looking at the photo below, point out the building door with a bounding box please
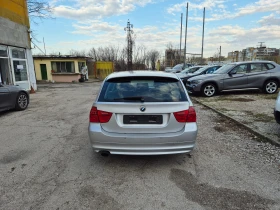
[40,64,48,80]
[9,47,30,90]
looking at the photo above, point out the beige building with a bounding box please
[33,55,87,82]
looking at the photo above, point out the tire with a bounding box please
[263,80,278,94]
[201,83,216,97]
[15,92,29,111]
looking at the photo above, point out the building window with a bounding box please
[13,60,28,81]
[78,62,86,72]
[0,45,8,57]
[51,61,75,73]
[12,48,26,59]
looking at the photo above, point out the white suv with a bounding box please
[275,91,280,124]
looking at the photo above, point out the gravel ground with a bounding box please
[0,83,279,210]
[193,90,280,145]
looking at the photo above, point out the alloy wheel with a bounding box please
[18,94,28,109]
[204,85,215,97]
[266,82,277,94]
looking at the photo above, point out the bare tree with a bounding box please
[133,44,147,69]
[147,50,160,70]
[88,47,99,61]
[165,42,182,67]
[27,0,53,22]
[263,56,280,64]
[88,46,121,61]
[69,49,87,57]
[48,51,61,56]
[87,46,128,71]
[114,48,127,71]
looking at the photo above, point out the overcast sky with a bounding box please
[31,0,280,58]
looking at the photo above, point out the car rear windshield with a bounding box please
[98,76,188,102]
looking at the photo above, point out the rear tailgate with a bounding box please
[96,102,190,134]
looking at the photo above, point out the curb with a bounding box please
[193,98,280,147]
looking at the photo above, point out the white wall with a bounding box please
[26,49,37,90]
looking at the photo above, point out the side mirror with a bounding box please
[229,69,237,75]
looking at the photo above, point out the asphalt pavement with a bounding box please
[0,83,279,210]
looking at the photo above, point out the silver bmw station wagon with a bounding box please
[88,71,197,156]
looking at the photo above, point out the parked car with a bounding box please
[88,71,197,156]
[165,63,193,73]
[164,67,172,72]
[275,91,280,124]
[176,66,204,78]
[0,83,29,112]
[186,61,280,97]
[181,65,222,85]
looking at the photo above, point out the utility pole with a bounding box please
[201,7,205,64]
[184,3,189,65]
[258,42,265,48]
[124,20,133,70]
[43,37,46,55]
[180,13,183,63]
[219,45,221,63]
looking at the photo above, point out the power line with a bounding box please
[31,40,46,55]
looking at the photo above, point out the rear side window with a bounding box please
[266,63,275,70]
[250,63,268,72]
[98,76,188,102]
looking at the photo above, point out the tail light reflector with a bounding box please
[173,107,196,123]
[90,107,112,123]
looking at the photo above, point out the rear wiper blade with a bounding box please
[114,96,145,102]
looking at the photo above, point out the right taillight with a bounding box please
[173,106,196,123]
[89,106,112,123]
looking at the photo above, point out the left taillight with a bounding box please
[89,106,112,123]
[173,106,196,123]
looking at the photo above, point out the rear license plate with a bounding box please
[123,115,163,124]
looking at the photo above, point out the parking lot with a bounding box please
[193,91,280,146]
[0,82,280,210]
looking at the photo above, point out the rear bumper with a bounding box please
[88,123,197,155]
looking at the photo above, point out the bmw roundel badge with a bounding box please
[140,106,146,112]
